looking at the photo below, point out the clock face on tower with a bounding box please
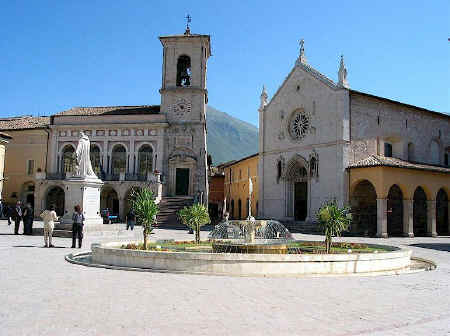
[171,98,192,118]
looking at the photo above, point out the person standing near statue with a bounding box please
[11,201,23,235]
[71,205,85,248]
[22,203,34,235]
[40,205,58,247]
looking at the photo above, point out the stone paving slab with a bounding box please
[0,220,449,335]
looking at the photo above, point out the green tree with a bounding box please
[129,187,159,250]
[178,203,210,244]
[316,201,352,253]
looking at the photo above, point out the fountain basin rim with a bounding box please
[89,241,412,276]
[92,241,409,262]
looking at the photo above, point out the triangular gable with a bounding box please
[265,62,343,110]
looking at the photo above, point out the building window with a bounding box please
[62,145,75,173]
[247,166,250,178]
[27,160,35,176]
[445,153,449,166]
[408,143,414,162]
[239,169,242,180]
[230,168,232,182]
[90,145,101,175]
[430,140,440,164]
[384,143,393,157]
[111,144,127,175]
[176,55,191,87]
[277,161,282,183]
[138,145,153,176]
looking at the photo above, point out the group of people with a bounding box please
[3,200,35,235]
[39,204,85,248]
[3,201,85,249]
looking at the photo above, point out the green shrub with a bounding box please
[178,203,210,244]
[317,201,352,253]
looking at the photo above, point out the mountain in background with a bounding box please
[206,106,258,165]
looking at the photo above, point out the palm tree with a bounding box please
[178,203,210,244]
[129,187,159,250]
[317,201,352,253]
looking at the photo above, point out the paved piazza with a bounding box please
[1,221,449,336]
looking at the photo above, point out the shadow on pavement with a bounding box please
[410,243,450,252]
[12,245,38,248]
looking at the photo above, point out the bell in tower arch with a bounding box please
[176,55,191,87]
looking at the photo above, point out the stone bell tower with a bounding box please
[159,22,211,203]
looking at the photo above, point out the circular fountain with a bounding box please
[65,217,426,277]
[209,218,292,254]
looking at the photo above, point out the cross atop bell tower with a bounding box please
[184,14,191,35]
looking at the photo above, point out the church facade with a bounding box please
[1,28,211,221]
[258,42,450,237]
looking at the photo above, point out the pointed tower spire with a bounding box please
[296,39,307,66]
[338,55,349,88]
[259,85,268,111]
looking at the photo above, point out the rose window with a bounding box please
[288,110,310,141]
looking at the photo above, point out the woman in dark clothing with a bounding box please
[11,201,23,235]
[71,205,85,248]
[22,203,34,235]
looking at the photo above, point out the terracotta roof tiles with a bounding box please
[348,155,450,173]
[0,116,50,131]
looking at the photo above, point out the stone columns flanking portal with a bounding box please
[403,200,414,237]
[376,198,388,238]
[427,200,437,237]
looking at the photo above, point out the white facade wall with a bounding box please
[350,94,450,166]
[259,63,350,221]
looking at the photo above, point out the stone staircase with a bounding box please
[282,220,321,234]
[156,196,194,229]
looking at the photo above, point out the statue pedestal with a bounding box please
[61,177,104,226]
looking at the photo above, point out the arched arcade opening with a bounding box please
[387,184,403,236]
[46,186,65,216]
[350,180,377,236]
[413,187,428,236]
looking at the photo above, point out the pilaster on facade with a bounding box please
[427,200,437,237]
[376,198,388,238]
[403,199,414,237]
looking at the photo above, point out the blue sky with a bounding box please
[1,1,449,126]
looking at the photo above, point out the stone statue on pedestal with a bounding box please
[73,131,97,179]
[61,131,103,227]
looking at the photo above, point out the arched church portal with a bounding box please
[284,155,309,221]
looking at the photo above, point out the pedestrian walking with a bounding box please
[71,205,84,248]
[11,201,23,234]
[5,204,12,225]
[40,205,58,247]
[22,203,34,235]
[126,208,136,230]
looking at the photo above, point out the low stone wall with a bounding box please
[91,242,412,276]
